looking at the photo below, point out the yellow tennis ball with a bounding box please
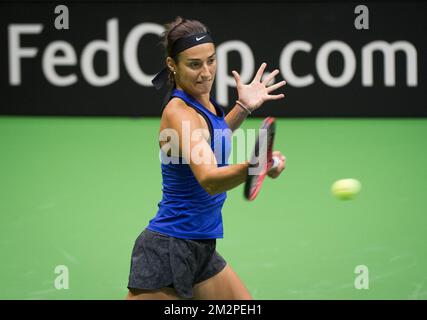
[331,178,361,200]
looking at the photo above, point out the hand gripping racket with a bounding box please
[244,117,280,201]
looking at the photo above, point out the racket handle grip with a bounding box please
[270,156,281,171]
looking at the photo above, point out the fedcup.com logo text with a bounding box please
[8,18,418,106]
[159,121,268,176]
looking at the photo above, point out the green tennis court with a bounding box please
[1,117,426,299]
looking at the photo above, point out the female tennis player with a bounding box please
[126,16,287,300]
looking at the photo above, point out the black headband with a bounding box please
[152,32,214,90]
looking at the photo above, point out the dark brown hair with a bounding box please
[160,16,210,85]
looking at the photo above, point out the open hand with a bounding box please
[232,63,286,112]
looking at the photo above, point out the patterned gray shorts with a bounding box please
[127,228,227,299]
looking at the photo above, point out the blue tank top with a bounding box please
[147,88,232,239]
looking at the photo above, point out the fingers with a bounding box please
[232,70,241,86]
[280,155,286,170]
[253,62,267,83]
[275,156,285,173]
[262,69,280,86]
[270,155,281,170]
[267,93,285,100]
[271,152,286,174]
[266,80,286,93]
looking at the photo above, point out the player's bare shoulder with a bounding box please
[162,97,202,129]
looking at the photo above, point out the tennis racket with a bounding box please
[244,117,280,201]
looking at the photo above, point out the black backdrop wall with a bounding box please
[1,1,426,117]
